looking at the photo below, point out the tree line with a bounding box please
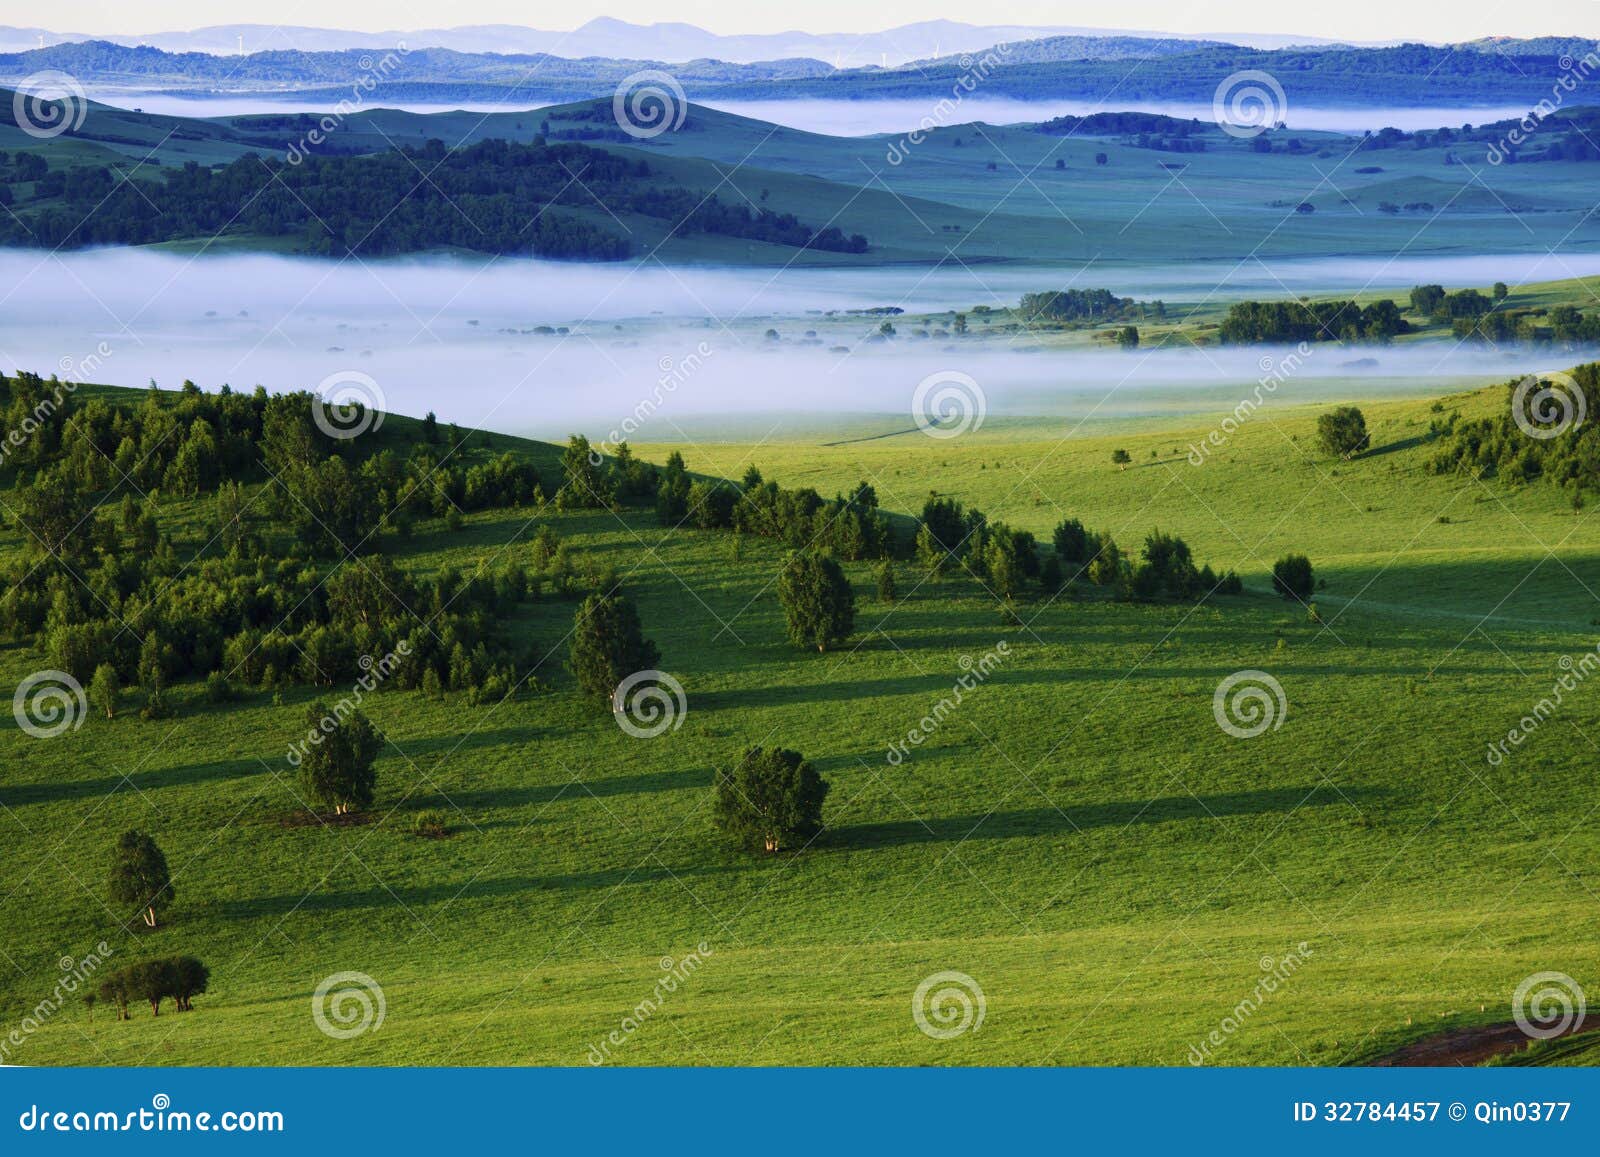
[1,137,868,258]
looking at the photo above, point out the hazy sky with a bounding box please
[25,1,1600,42]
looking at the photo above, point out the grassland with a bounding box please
[3,378,1597,1066]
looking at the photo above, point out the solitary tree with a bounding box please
[569,592,660,699]
[713,746,829,853]
[1272,554,1315,601]
[109,830,173,928]
[96,973,130,1020]
[876,559,897,604]
[170,956,210,1011]
[129,959,178,1016]
[90,663,120,719]
[1115,325,1139,350]
[1088,536,1122,587]
[1112,449,1132,469]
[1317,406,1370,458]
[297,703,384,815]
[1052,518,1090,563]
[555,434,612,509]
[778,552,856,652]
[1492,281,1509,302]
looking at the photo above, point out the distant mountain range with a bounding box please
[0,19,1363,65]
[2,38,1595,111]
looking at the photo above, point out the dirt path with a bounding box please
[1373,1020,1595,1066]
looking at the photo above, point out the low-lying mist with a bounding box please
[87,92,1541,139]
[0,249,1569,442]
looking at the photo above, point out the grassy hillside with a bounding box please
[4,378,1596,1066]
[6,96,1600,265]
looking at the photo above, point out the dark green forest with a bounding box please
[0,138,869,258]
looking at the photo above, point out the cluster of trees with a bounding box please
[1,138,868,257]
[655,456,893,561]
[0,373,556,708]
[1056,516,1244,602]
[1035,112,1202,136]
[1454,304,1600,346]
[914,498,1243,604]
[94,957,210,1019]
[1409,284,1492,322]
[1218,299,1409,344]
[1019,289,1162,325]
[1428,363,1600,486]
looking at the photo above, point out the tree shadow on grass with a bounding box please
[0,757,259,808]
[827,783,1375,850]
[220,859,736,920]
[441,765,710,811]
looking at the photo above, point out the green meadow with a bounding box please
[4,380,1597,1066]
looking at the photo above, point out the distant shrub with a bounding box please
[1317,406,1370,458]
[1273,554,1315,602]
[412,809,449,838]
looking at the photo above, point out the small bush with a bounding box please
[1272,554,1315,602]
[412,809,449,838]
